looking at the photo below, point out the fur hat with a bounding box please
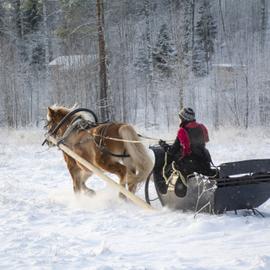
[179,107,195,122]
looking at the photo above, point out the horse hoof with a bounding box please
[84,189,96,197]
[119,193,127,201]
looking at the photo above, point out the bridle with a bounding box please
[42,108,98,146]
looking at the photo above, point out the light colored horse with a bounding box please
[45,105,153,196]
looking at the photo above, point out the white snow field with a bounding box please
[1,128,270,270]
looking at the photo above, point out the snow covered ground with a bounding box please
[1,127,270,270]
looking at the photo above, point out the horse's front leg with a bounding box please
[73,168,95,196]
[79,170,95,196]
[64,154,95,196]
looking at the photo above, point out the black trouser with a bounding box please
[174,156,213,177]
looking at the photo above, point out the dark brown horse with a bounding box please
[45,105,153,196]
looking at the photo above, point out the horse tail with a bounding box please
[119,125,154,184]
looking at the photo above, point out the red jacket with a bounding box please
[177,121,209,158]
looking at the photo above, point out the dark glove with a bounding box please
[159,140,170,152]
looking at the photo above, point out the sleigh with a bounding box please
[145,146,270,215]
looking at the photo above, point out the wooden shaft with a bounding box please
[48,136,154,210]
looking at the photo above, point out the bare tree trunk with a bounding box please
[15,0,23,38]
[42,0,50,78]
[96,0,109,121]
[244,72,249,129]
[191,0,195,50]
[144,0,154,127]
[260,0,268,50]
[213,73,219,130]
[169,0,184,110]
[118,23,127,122]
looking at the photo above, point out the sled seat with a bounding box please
[219,159,270,178]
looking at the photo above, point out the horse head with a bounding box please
[43,105,99,146]
[45,105,73,137]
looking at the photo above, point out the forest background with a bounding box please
[0,0,269,131]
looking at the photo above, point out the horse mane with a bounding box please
[48,104,94,122]
[50,104,73,112]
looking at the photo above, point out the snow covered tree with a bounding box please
[0,0,269,128]
[152,23,177,78]
[192,0,217,77]
[23,0,45,67]
[9,0,45,68]
[183,0,195,67]
[0,2,4,36]
[22,0,42,34]
[260,0,268,49]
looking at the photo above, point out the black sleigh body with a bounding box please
[145,146,270,214]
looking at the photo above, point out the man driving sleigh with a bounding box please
[158,107,215,195]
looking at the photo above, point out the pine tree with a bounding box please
[22,0,42,34]
[135,48,150,74]
[183,0,195,63]
[192,0,217,77]
[11,0,45,67]
[152,23,177,77]
[24,0,45,68]
[134,1,153,79]
[0,2,5,36]
[260,0,268,49]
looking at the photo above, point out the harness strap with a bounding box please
[98,146,130,158]
[162,153,187,194]
[171,162,187,187]
[93,123,131,158]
